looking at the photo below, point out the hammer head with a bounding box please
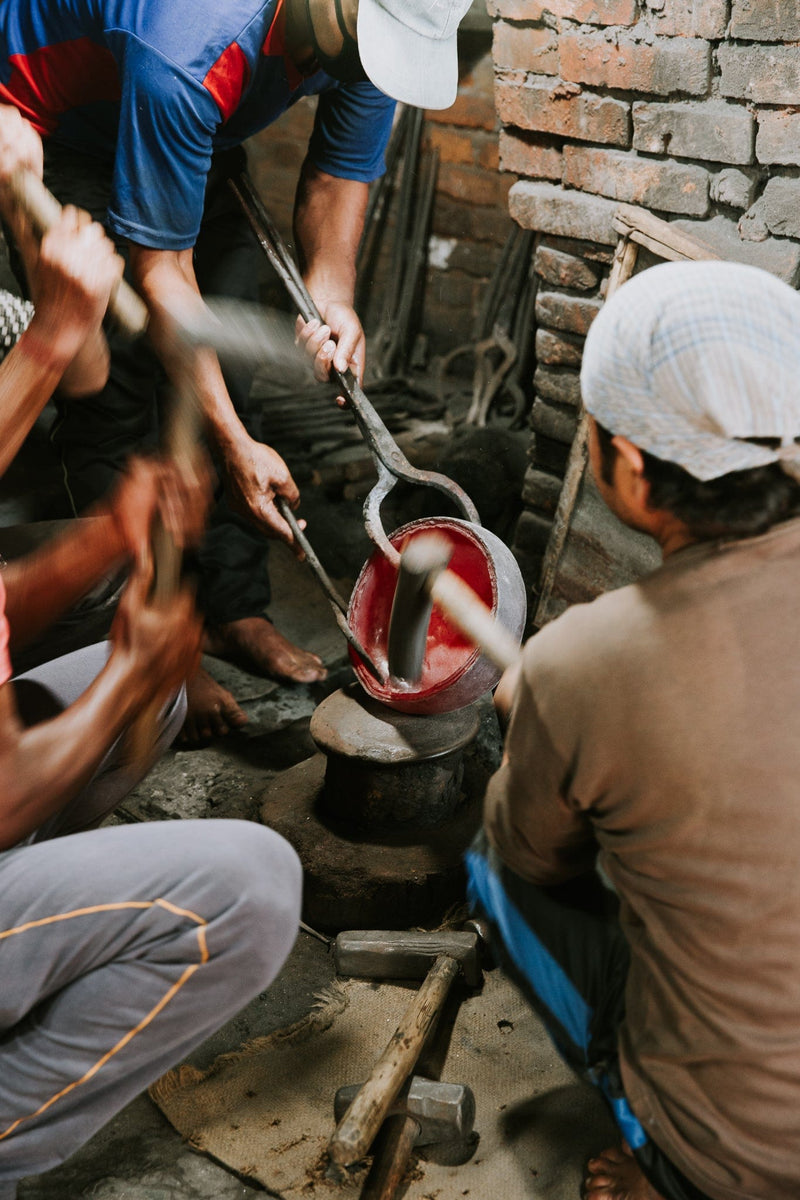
[387,533,453,683]
[334,929,482,989]
[334,1077,475,1147]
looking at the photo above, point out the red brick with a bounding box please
[426,126,476,166]
[427,91,496,131]
[563,146,710,216]
[510,180,618,244]
[640,0,728,38]
[719,44,800,105]
[560,32,711,96]
[489,0,636,19]
[757,111,800,166]
[493,21,559,74]
[633,100,754,165]
[535,245,600,290]
[731,0,800,40]
[433,197,514,245]
[438,163,514,207]
[496,78,630,146]
[535,327,585,367]
[536,291,602,336]
[499,129,562,179]
[477,136,501,171]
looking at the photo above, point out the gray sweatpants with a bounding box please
[0,645,302,1196]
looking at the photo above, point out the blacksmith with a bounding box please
[468,260,800,1200]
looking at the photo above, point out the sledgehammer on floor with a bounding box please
[327,930,482,1171]
[387,533,521,683]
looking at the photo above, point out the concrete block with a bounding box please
[495,78,630,146]
[534,364,584,407]
[738,197,770,243]
[560,31,711,96]
[641,0,729,38]
[633,100,754,165]
[493,22,559,74]
[719,43,800,106]
[563,146,710,215]
[521,467,563,516]
[535,326,585,367]
[536,290,603,336]
[530,398,579,445]
[731,0,800,40]
[514,507,554,554]
[535,244,601,290]
[499,130,563,180]
[710,168,761,211]
[762,176,800,240]
[757,111,800,167]
[509,180,619,244]
[674,212,800,285]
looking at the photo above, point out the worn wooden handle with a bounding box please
[328,954,460,1168]
[429,569,520,673]
[361,1114,420,1200]
[8,169,149,338]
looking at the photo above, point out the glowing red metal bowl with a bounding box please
[347,517,527,715]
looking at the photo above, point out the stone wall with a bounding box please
[491,0,800,590]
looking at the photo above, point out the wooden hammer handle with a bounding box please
[8,169,149,339]
[429,569,520,674]
[328,953,460,1168]
[361,1114,419,1200]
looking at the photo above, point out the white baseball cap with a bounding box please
[357,0,474,109]
[581,260,800,482]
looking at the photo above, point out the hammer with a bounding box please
[334,1076,475,1200]
[387,532,521,684]
[327,929,482,1170]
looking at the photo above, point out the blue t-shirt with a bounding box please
[0,0,395,248]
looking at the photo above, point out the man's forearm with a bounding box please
[128,244,250,455]
[0,651,154,848]
[294,163,368,306]
[0,323,80,476]
[3,511,125,649]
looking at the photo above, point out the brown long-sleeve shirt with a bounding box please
[486,516,800,1200]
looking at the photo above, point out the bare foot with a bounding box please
[585,1144,666,1200]
[205,616,327,684]
[179,665,249,745]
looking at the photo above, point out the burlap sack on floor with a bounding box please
[150,970,614,1199]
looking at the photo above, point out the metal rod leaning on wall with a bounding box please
[532,204,719,630]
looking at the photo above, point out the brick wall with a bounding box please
[246,33,513,360]
[492,0,800,590]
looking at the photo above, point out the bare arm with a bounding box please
[3,456,211,651]
[293,163,368,382]
[0,565,201,849]
[129,244,302,550]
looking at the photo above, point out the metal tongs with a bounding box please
[231,173,480,570]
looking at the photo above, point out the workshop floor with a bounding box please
[0,372,615,1200]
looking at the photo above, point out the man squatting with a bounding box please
[469,261,800,1200]
[0,0,472,741]
[0,106,302,1200]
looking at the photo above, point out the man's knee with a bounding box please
[200,822,303,990]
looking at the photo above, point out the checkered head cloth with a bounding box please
[0,290,33,365]
[580,260,800,482]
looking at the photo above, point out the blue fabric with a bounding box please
[465,848,593,1055]
[0,0,395,248]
